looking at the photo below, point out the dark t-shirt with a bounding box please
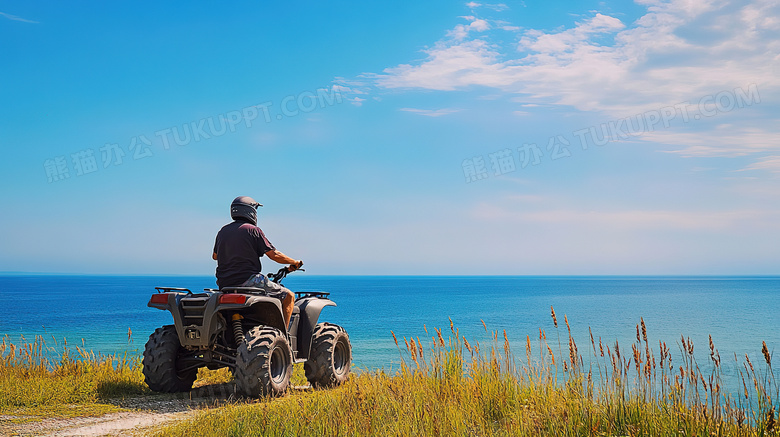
[213,220,275,288]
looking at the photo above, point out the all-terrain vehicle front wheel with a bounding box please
[142,325,197,393]
[305,323,352,388]
[235,326,293,397]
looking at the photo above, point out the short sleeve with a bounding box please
[255,227,275,255]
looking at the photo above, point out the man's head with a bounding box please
[231,196,262,225]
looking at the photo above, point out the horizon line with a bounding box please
[1,272,779,278]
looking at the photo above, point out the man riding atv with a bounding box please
[143,195,351,397]
[212,196,303,327]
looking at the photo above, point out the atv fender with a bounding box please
[218,295,286,333]
[160,293,224,349]
[296,298,336,360]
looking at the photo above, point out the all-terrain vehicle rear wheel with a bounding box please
[305,323,352,388]
[235,326,293,397]
[142,325,197,393]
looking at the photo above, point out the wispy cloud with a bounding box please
[472,204,780,231]
[0,11,38,24]
[646,125,780,157]
[399,108,461,117]
[372,39,506,91]
[741,156,780,174]
[466,2,509,12]
[348,97,366,107]
[367,0,780,116]
[447,16,490,41]
[351,0,780,163]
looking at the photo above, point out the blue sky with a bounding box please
[0,0,778,275]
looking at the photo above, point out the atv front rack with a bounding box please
[154,287,191,293]
[295,291,330,299]
[154,287,211,297]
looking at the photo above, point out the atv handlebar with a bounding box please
[267,263,304,284]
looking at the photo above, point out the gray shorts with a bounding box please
[241,273,292,301]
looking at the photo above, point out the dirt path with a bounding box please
[1,383,238,437]
[7,410,192,437]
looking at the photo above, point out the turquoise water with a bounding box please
[1,275,778,388]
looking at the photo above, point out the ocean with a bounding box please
[1,275,778,391]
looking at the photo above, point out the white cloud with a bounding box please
[519,13,624,53]
[470,18,490,32]
[741,156,780,173]
[348,97,366,107]
[447,16,491,40]
[447,25,469,41]
[373,40,507,90]
[645,125,780,157]
[399,108,461,117]
[0,11,38,23]
[472,203,780,231]
[362,0,780,159]
[331,84,365,95]
[466,2,509,12]
[370,0,780,115]
[332,77,372,97]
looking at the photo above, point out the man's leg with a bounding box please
[282,290,295,328]
[244,274,296,328]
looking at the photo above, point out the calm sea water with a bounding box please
[1,275,778,388]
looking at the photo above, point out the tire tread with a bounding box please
[142,325,196,393]
[235,326,292,397]
[304,323,351,388]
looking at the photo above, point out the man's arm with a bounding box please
[265,250,303,270]
[212,252,218,260]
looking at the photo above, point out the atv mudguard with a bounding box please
[295,297,336,360]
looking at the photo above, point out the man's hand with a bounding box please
[288,260,304,272]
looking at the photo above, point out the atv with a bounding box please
[142,267,351,397]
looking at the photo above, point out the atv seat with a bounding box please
[219,286,265,293]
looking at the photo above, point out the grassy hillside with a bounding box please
[157,314,779,436]
[2,312,778,436]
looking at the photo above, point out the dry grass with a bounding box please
[0,335,148,412]
[0,334,234,421]
[157,312,780,437]
[4,312,779,436]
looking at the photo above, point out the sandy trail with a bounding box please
[16,411,191,437]
[1,383,238,437]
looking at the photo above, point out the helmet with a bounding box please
[230,196,262,225]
